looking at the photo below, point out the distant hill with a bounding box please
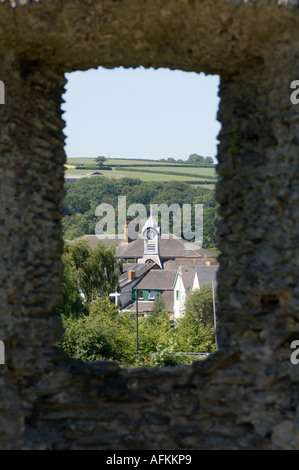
[65,157,217,190]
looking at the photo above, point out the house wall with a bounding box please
[0,0,299,450]
[119,288,133,308]
[173,274,187,321]
[191,274,200,291]
[120,276,142,307]
[133,289,162,301]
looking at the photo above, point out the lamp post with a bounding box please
[136,295,139,356]
[109,291,121,306]
[212,280,217,350]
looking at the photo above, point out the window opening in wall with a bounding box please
[59,66,221,368]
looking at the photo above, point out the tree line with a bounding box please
[158,154,214,164]
[62,177,220,252]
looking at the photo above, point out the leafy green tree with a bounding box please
[59,296,136,365]
[149,303,216,365]
[202,207,220,250]
[184,283,216,326]
[147,295,168,324]
[174,309,216,354]
[204,156,214,164]
[62,211,97,240]
[188,154,205,163]
[95,156,106,168]
[58,247,88,318]
[62,184,92,215]
[137,312,172,365]
[57,240,121,317]
[150,337,188,367]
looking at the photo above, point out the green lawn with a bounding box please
[67,157,209,166]
[65,157,217,189]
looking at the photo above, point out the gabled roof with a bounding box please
[119,263,157,288]
[133,269,176,291]
[69,234,123,248]
[163,259,217,269]
[172,267,194,290]
[115,234,218,260]
[69,234,219,261]
[173,265,219,291]
[180,267,195,290]
[191,265,219,288]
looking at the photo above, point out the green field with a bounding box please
[67,157,167,166]
[65,157,217,189]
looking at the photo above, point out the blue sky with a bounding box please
[61,66,221,162]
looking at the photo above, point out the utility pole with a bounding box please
[212,280,217,350]
[136,297,139,356]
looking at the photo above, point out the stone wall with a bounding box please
[0,0,299,449]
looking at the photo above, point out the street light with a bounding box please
[136,295,139,356]
[109,291,121,306]
[212,280,217,350]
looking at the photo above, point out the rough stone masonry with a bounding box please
[0,0,299,450]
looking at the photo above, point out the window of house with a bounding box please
[138,290,144,300]
[148,290,156,300]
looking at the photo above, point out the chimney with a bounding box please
[128,270,136,281]
[205,261,211,266]
[128,221,140,241]
[123,221,129,243]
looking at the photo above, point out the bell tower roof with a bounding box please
[142,207,159,232]
[139,207,162,268]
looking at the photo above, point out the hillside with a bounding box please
[65,157,217,190]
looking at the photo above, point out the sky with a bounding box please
[61,66,221,162]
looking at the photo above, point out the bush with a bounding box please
[57,240,121,317]
[174,312,216,354]
[58,297,136,365]
[184,283,216,326]
[150,338,191,367]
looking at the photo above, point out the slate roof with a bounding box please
[70,234,123,248]
[193,265,219,287]
[133,269,177,291]
[70,234,218,261]
[178,267,195,290]
[118,263,158,288]
[163,259,217,269]
[115,234,217,260]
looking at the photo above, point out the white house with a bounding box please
[173,265,218,321]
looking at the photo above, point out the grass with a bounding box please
[67,157,215,167]
[65,157,217,189]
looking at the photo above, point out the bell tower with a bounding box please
[138,209,162,268]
